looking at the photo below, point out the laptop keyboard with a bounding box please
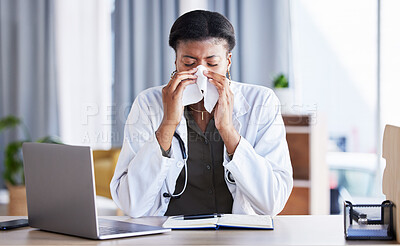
[99,225,134,235]
[97,218,167,237]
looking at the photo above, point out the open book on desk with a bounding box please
[162,214,273,230]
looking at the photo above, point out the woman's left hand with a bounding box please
[204,70,240,155]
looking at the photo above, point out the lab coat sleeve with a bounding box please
[224,93,293,216]
[110,94,181,217]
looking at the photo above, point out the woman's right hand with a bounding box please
[156,68,197,151]
[161,67,197,126]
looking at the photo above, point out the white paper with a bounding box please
[181,65,219,113]
[162,214,273,229]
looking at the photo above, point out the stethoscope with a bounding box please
[163,132,188,199]
[162,132,236,199]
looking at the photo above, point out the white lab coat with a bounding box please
[110,81,293,217]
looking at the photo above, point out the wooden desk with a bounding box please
[0,215,397,245]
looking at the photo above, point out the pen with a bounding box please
[183,213,222,220]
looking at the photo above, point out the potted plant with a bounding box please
[272,73,293,114]
[273,73,289,89]
[0,115,61,215]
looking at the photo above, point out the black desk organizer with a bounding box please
[344,200,394,240]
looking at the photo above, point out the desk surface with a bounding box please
[0,215,397,245]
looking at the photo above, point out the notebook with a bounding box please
[162,214,274,230]
[22,142,170,240]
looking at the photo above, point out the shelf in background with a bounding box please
[280,114,329,215]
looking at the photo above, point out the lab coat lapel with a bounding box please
[231,82,250,133]
[233,116,241,133]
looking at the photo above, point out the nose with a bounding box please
[196,61,207,68]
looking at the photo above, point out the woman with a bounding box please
[110,10,293,217]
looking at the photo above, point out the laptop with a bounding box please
[22,142,170,240]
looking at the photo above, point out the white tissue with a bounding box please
[181,65,219,113]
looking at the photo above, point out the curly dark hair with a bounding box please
[169,10,236,52]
